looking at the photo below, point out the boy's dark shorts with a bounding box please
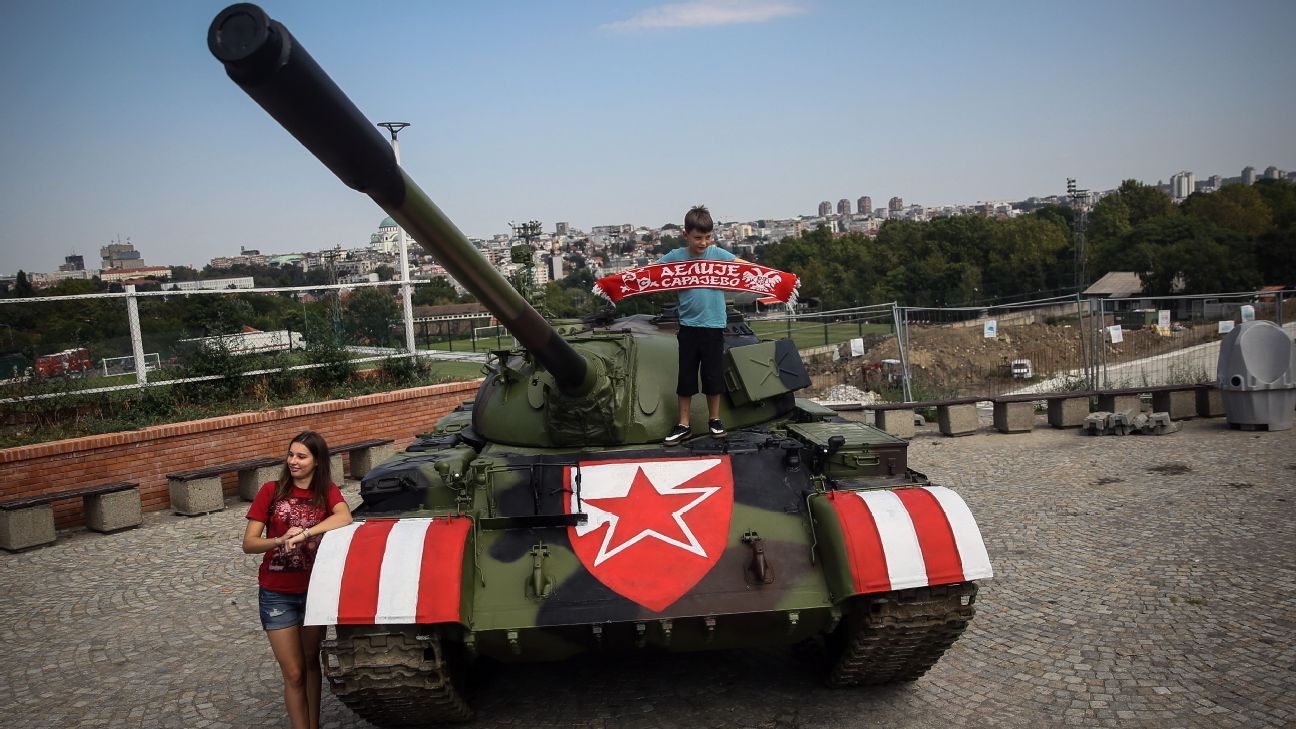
[677,325,726,397]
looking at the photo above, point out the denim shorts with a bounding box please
[258,587,307,631]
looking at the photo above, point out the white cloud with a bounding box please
[601,0,807,32]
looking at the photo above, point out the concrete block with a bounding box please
[1047,397,1089,428]
[875,409,916,439]
[1084,412,1111,435]
[85,489,141,533]
[1149,412,1182,435]
[1195,388,1224,418]
[1110,410,1133,436]
[239,464,281,501]
[0,504,56,551]
[350,443,395,479]
[1098,394,1141,414]
[1152,390,1196,420]
[168,476,225,517]
[329,455,344,483]
[937,403,978,437]
[993,401,1034,433]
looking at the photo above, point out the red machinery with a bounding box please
[35,348,93,378]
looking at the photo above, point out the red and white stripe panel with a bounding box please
[304,517,471,626]
[828,485,992,594]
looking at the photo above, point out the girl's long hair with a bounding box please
[273,430,331,512]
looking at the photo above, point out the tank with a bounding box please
[208,5,994,724]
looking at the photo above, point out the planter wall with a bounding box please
[0,380,481,529]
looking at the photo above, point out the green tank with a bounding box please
[209,5,994,724]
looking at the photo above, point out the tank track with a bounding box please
[322,625,473,726]
[826,582,978,687]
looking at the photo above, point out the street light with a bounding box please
[378,121,417,354]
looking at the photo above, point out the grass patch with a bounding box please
[748,320,892,350]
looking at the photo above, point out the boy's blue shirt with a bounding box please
[657,245,737,329]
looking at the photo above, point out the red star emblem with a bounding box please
[565,456,734,612]
[582,467,718,565]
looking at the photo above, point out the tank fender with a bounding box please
[305,517,474,626]
[809,486,992,602]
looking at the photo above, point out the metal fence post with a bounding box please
[125,284,148,385]
[1099,298,1108,388]
[1075,293,1089,390]
[890,303,913,402]
[823,317,829,346]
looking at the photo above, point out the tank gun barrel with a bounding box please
[207,3,591,395]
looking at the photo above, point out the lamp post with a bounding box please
[379,121,417,354]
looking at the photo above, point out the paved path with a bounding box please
[1,417,1293,728]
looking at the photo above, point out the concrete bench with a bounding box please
[236,457,285,501]
[1,481,140,551]
[1091,384,1215,420]
[171,456,299,512]
[991,391,1097,432]
[863,398,981,438]
[329,438,395,480]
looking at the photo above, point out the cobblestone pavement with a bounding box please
[1,417,1293,728]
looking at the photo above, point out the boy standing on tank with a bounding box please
[659,205,736,445]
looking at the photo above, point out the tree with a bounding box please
[169,266,201,282]
[1253,179,1296,229]
[374,265,396,282]
[411,277,459,306]
[1182,184,1273,236]
[343,287,398,346]
[14,270,34,298]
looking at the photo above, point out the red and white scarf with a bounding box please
[593,260,799,307]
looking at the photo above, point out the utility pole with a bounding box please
[1068,178,1094,388]
[379,121,417,354]
[1067,178,1089,293]
[322,245,344,344]
[509,220,543,302]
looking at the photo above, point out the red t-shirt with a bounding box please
[246,481,346,594]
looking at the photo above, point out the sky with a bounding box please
[1,0,1293,274]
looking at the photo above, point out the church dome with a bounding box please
[379,216,397,229]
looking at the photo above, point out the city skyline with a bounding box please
[2,0,1294,274]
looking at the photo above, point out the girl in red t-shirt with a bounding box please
[243,431,352,729]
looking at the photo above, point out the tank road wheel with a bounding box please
[322,625,473,725]
[825,582,978,687]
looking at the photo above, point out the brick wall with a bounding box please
[0,379,482,528]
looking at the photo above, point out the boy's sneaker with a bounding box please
[664,424,690,445]
[708,419,726,437]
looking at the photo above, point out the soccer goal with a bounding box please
[471,324,511,345]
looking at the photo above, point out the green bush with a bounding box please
[304,339,354,391]
[379,355,420,386]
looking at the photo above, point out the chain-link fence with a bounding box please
[893,295,1090,400]
[885,290,1293,403]
[1086,291,1292,390]
[0,281,487,402]
[3,284,1290,409]
[771,289,1292,405]
[747,303,902,401]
